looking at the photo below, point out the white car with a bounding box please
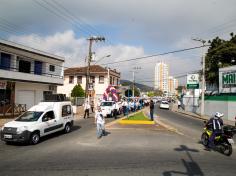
[159,101,170,110]
[100,101,115,117]
[1,101,74,145]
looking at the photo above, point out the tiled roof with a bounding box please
[64,65,108,75]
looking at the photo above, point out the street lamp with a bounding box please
[93,54,111,65]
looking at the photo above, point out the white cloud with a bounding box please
[8,30,148,80]
[9,30,202,86]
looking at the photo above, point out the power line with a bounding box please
[101,45,209,66]
[33,0,92,36]
[50,0,100,36]
[48,0,114,46]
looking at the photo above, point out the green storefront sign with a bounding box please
[187,74,199,89]
[222,72,236,88]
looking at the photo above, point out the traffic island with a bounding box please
[118,111,155,125]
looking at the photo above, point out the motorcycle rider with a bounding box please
[206,112,224,147]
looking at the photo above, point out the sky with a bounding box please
[0,0,236,86]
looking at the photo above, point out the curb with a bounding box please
[118,120,155,125]
[117,109,155,125]
[172,110,207,121]
[153,116,184,135]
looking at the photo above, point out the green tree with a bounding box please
[154,89,163,96]
[71,84,85,97]
[125,88,140,97]
[122,82,140,97]
[205,33,236,86]
[147,91,154,97]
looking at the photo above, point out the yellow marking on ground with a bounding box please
[105,110,145,127]
[118,119,155,125]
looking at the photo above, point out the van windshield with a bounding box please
[101,102,113,106]
[15,111,43,122]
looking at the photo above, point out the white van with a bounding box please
[1,101,74,145]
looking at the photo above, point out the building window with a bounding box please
[49,65,55,72]
[90,76,95,83]
[99,76,104,84]
[34,61,42,75]
[0,53,11,70]
[19,60,31,73]
[69,76,74,84]
[110,76,112,85]
[77,76,82,84]
[62,105,72,117]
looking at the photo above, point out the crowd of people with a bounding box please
[121,98,148,116]
[83,98,153,139]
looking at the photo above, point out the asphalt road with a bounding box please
[0,108,236,176]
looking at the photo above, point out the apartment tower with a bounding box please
[154,62,169,93]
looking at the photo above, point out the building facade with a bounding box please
[154,62,169,93]
[0,39,64,112]
[57,65,120,100]
[168,76,178,96]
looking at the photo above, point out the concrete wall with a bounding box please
[183,97,236,121]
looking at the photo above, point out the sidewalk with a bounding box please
[171,104,235,126]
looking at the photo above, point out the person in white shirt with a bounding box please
[177,100,181,109]
[122,100,128,116]
[113,102,119,119]
[83,101,91,119]
[95,107,105,139]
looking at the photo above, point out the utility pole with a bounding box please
[131,67,141,97]
[85,36,105,100]
[192,38,206,116]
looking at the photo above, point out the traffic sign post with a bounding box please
[187,74,200,108]
[187,74,199,89]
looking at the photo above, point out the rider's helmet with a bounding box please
[214,112,224,118]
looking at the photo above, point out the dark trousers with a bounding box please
[84,109,89,118]
[122,106,126,116]
[91,107,94,113]
[209,131,221,147]
[114,109,118,119]
[150,109,154,121]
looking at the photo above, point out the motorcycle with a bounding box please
[201,122,235,156]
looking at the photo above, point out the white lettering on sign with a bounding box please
[187,74,199,84]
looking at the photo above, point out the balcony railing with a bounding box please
[0,103,26,118]
[0,65,63,79]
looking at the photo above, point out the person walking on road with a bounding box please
[90,100,95,113]
[113,102,119,119]
[150,100,154,121]
[122,100,128,116]
[95,107,105,139]
[83,101,91,119]
[177,99,181,109]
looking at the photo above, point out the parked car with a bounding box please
[1,101,74,145]
[159,101,170,110]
